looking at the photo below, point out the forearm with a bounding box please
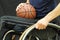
[26,0,30,3]
[44,3,60,22]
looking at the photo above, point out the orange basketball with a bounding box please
[16,3,36,19]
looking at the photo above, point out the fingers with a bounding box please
[35,23,46,30]
[16,3,25,11]
[16,3,21,11]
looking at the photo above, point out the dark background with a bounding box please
[0,0,26,17]
[0,0,60,17]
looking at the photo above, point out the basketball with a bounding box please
[16,3,36,19]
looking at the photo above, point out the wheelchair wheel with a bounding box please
[19,23,60,40]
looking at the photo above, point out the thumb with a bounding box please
[34,24,38,29]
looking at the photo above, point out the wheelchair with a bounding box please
[0,16,60,40]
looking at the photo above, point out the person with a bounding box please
[16,0,60,30]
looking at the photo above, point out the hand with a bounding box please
[35,18,49,30]
[16,3,30,12]
[16,3,26,11]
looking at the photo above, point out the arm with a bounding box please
[35,3,60,30]
[44,3,60,22]
[26,0,30,3]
